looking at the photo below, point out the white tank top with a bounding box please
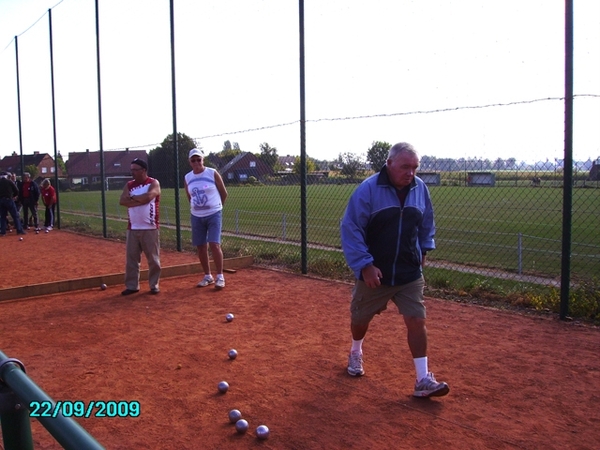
[185,168,222,218]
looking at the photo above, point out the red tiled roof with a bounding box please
[66,150,148,177]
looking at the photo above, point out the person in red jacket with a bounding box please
[40,179,57,231]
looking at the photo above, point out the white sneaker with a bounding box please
[413,372,449,398]
[347,351,364,376]
[215,276,225,290]
[196,275,214,287]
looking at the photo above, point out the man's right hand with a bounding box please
[361,265,382,288]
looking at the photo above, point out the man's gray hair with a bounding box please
[23,172,31,178]
[388,142,419,161]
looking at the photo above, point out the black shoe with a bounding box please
[150,288,160,295]
[121,289,139,296]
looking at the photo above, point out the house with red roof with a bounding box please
[0,151,64,182]
[66,149,147,188]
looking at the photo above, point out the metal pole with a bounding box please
[0,352,104,450]
[560,0,574,320]
[0,382,33,450]
[48,9,61,229]
[517,233,522,275]
[170,0,182,251]
[95,0,107,238]
[299,0,307,273]
[15,36,25,177]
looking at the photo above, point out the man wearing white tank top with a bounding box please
[184,148,228,289]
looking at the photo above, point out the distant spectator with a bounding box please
[17,172,40,232]
[41,179,57,231]
[0,172,25,236]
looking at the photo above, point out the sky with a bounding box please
[0,0,599,165]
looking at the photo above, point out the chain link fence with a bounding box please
[60,166,599,288]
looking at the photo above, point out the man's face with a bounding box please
[189,155,204,170]
[386,152,419,189]
[130,164,146,181]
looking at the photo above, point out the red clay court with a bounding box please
[0,230,599,449]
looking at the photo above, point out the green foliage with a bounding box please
[57,153,67,175]
[338,152,363,178]
[258,142,278,169]
[218,144,242,164]
[366,141,390,171]
[148,132,197,188]
[293,156,316,174]
[25,164,38,179]
[527,278,600,321]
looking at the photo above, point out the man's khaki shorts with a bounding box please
[350,276,426,326]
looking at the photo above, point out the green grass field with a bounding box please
[59,184,600,281]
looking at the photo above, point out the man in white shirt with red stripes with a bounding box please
[119,158,162,296]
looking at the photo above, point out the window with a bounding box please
[249,161,256,168]
[239,174,248,181]
[42,167,47,173]
[227,173,234,179]
[50,167,55,173]
[95,163,100,167]
[114,163,121,167]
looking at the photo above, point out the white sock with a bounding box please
[217,273,224,279]
[414,356,428,381]
[351,338,364,354]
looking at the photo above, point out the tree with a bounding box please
[56,152,67,176]
[25,164,38,179]
[293,156,316,174]
[258,142,278,170]
[339,152,363,178]
[366,141,390,171]
[148,132,198,188]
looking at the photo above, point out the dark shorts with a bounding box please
[350,276,426,326]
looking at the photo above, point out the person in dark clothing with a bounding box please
[17,172,40,231]
[0,172,25,236]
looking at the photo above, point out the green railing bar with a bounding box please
[0,351,104,450]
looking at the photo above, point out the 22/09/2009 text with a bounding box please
[29,400,140,418]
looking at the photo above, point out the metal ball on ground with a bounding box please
[217,381,229,393]
[228,409,242,424]
[235,419,248,434]
[256,425,270,440]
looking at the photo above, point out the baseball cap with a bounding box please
[131,158,148,170]
[188,148,203,159]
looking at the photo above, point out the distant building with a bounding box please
[220,152,273,183]
[589,157,600,181]
[0,151,65,182]
[277,155,296,172]
[66,149,147,187]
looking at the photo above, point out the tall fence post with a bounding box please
[517,232,523,275]
[282,214,287,240]
[235,209,239,235]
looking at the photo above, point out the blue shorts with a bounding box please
[191,211,222,246]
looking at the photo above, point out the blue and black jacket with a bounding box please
[341,167,436,286]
